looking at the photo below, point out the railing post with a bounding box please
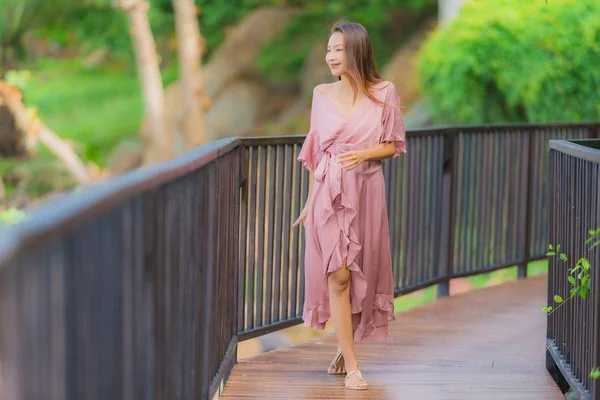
[237,146,249,339]
[201,162,217,397]
[518,130,534,279]
[437,132,457,298]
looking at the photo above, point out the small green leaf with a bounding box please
[570,265,581,273]
[546,251,556,256]
[590,367,600,379]
[560,253,568,262]
[542,306,553,313]
[582,275,589,287]
[549,244,554,250]
[568,276,576,285]
[556,244,561,253]
[554,295,563,303]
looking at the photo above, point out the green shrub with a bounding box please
[416,0,600,124]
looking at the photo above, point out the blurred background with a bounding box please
[0,0,598,361]
[0,0,598,213]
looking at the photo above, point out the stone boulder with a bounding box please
[141,6,298,157]
[381,17,438,109]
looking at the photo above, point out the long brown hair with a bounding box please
[330,20,390,107]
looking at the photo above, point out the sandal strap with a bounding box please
[330,349,343,366]
[345,369,364,382]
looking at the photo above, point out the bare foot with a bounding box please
[327,348,346,375]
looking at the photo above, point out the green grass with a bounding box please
[18,59,177,165]
[1,58,179,202]
[22,58,177,165]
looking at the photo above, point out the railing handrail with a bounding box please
[2,122,598,268]
[0,137,241,265]
[1,122,598,400]
[550,139,600,164]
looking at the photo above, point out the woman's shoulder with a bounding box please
[371,80,397,94]
[313,82,335,97]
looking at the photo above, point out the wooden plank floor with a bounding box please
[221,275,563,400]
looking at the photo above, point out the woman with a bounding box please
[292,20,406,391]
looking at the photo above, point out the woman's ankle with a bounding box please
[344,359,359,372]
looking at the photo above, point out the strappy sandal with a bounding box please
[327,347,346,375]
[345,369,368,390]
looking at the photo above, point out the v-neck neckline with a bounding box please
[316,87,367,121]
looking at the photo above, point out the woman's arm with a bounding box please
[337,142,397,171]
[361,142,397,161]
[292,171,315,227]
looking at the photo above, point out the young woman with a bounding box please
[292,21,406,390]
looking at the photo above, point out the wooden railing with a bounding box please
[0,123,597,400]
[547,138,600,400]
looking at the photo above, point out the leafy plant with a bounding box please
[416,0,600,125]
[544,228,600,380]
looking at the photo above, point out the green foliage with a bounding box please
[545,229,599,380]
[0,207,27,224]
[0,0,66,62]
[417,0,600,124]
[4,69,31,89]
[258,0,434,82]
[2,0,435,78]
[0,59,178,202]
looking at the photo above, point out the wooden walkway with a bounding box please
[222,275,563,399]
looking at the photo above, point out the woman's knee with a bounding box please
[328,264,351,294]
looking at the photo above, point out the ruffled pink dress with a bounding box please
[297,80,407,343]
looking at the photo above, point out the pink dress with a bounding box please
[297,80,407,343]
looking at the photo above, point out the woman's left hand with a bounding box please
[337,150,367,171]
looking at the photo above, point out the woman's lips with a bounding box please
[330,63,340,69]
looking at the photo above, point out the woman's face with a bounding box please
[326,32,347,77]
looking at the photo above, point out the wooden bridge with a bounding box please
[0,123,598,400]
[224,275,560,400]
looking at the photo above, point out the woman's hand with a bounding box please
[337,150,367,171]
[292,201,311,227]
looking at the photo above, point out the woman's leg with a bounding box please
[327,260,360,374]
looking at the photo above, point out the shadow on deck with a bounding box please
[223,275,562,400]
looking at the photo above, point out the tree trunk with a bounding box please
[38,128,93,185]
[439,0,465,24]
[0,80,93,185]
[114,0,172,162]
[172,0,206,149]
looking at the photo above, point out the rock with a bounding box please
[200,6,299,98]
[106,138,146,174]
[140,6,298,160]
[206,80,267,139]
[381,17,438,109]
[300,40,337,99]
[403,99,434,128]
